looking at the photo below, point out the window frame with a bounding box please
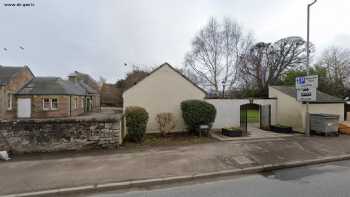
[81,97,84,108]
[42,98,51,111]
[7,93,12,110]
[51,98,58,110]
[74,96,78,109]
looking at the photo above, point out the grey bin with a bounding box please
[310,113,340,135]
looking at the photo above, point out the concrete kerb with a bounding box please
[3,154,350,197]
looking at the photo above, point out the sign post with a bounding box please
[296,75,318,136]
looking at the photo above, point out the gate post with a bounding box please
[260,104,271,130]
[240,104,248,136]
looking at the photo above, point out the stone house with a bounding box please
[0,65,34,119]
[0,65,101,119]
[68,71,101,112]
[16,77,88,118]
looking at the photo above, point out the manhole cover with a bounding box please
[233,156,254,165]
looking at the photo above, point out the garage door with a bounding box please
[17,98,31,118]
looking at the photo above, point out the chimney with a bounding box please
[68,71,79,84]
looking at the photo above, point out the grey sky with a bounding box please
[0,0,349,83]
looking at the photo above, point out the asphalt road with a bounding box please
[78,160,350,197]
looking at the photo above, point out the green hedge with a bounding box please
[181,100,216,132]
[125,106,149,143]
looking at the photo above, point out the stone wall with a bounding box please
[69,95,85,117]
[0,117,120,153]
[92,95,101,112]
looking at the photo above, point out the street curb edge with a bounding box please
[3,154,350,197]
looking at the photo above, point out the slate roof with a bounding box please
[271,86,345,103]
[0,65,24,85]
[77,81,98,94]
[16,77,87,96]
[68,71,100,93]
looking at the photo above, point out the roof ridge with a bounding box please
[270,86,344,103]
[123,62,207,95]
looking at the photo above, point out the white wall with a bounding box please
[301,103,345,130]
[123,64,206,133]
[206,99,277,129]
[269,86,304,131]
[269,86,345,132]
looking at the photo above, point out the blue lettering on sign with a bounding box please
[297,77,305,84]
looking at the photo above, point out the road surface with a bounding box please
[73,160,350,197]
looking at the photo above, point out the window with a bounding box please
[43,98,50,110]
[43,98,58,110]
[81,97,84,108]
[74,97,78,109]
[7,93,12,110]
[51,98,58,110]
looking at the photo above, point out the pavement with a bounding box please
[84,160,350,197]
[1,135,350,196]
[210,126,297,141]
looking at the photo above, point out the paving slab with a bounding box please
[233,156,254,165]
[210,127,298,141]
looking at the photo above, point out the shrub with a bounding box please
[125,106,149,143]
[156,113,176,136]
[181,100,216,133]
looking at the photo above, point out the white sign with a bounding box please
[295,75,318,90]
[297,87,317,101]
[200,125,209,129]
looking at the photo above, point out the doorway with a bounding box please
[17,98,31,118]
[246,103,260,128]
[240,103,271,133]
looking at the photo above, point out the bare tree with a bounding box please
[240,36,308,96]
[115,69,149,92]
[185,17,253,94]
[179,67,206,88]
[98,76,107,87]
[316,46,350,96]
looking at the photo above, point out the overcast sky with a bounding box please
[0,0,349,83]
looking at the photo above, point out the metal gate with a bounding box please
[260,104,271,130]
[240,104,248,136]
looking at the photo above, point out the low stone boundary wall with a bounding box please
[0,117,120,153]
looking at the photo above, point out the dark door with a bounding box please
[86,97,92,112]
[240,104,248,136]
[260,104,271,130]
